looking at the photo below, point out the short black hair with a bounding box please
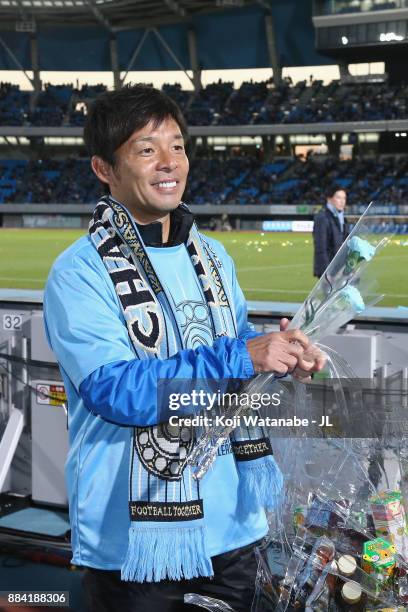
[84,83,188,168]
[326,185,347,198]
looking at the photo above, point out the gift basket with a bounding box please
[185,204,408,611]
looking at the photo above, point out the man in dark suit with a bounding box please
[313,186,348,278]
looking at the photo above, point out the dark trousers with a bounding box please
[82,539,262,612]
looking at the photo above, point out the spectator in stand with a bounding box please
[313,186,349,278]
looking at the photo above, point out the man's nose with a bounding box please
[156,150,177,171]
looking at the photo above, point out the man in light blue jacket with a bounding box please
[44,84,323,612]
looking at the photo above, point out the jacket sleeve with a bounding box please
[313,213,330,277]
[44,261,255,428]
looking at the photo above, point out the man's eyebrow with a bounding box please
[134,136,155,143]
[133,134,184,143]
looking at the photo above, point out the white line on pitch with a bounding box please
[243,287,408,298]
[239,263,310,272]
[0,276,43,283]
[239,253,408,273]
[243,288,309,294]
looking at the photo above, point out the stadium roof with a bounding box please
[0,0,266,29]
[0,0,330,72]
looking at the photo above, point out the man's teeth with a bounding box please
[156,181,177,189]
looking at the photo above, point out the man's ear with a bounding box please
[91,156,114,187]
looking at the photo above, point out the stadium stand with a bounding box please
[0,83,30,126]
[28,84,74,127]
[162,83,191,113]
[185,80,234,126]
[0,158,100,204]
[68,84,108,126]
[289,80,408,123]
[1,154,406,208]
[0,159,25,203]
[2,79,406,127]
[186,154,408,206]
[222,80,272,125]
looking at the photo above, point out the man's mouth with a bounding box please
[152,180,179,192]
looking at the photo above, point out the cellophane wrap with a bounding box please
[185,205,408,610]
[187,203,390,480]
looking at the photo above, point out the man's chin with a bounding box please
[152,198,182,213]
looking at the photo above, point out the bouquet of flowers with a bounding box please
[289,206,389,340]
[187,203,391,480]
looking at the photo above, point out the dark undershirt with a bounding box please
[136,206,194,248]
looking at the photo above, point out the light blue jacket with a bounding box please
[44,233,268,569]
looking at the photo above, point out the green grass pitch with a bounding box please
[0,228,407,307]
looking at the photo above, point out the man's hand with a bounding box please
[279,318,326,381]
[246,324,310,375]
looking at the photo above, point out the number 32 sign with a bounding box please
[3,314,23,331]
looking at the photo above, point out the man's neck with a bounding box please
[327,202,342,217]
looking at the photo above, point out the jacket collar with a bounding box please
[326,203,345,231]
[136,204,194,248]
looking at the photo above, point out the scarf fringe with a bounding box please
[121,524,214,583]
[237,455,284,515]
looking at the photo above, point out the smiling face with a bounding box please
[328,189,347,212]
[92,116,189,225]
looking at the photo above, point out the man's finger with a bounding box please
[285,329,310,350]
[296,357,315,373]
[286,343,305,359]
[304,345,327,371]
[279,317,290,332]
[315,354,326,371]
[273,361,289,376]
